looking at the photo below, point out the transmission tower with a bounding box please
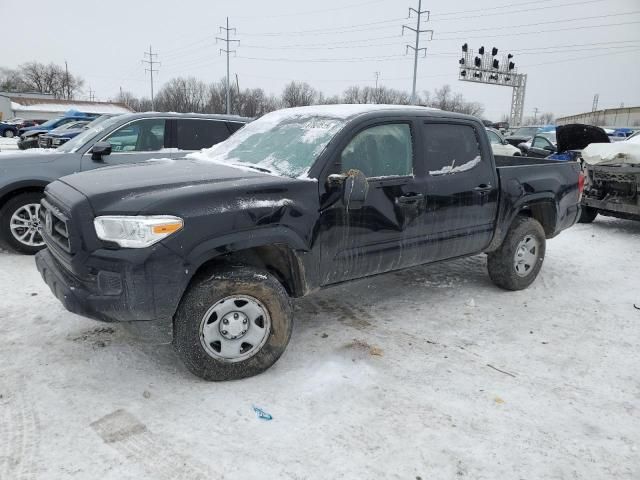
[402,0,433,105]
[592,94,599,112]
[217,17,240,115]
[142,45,160,110]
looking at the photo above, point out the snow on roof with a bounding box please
[261,104,438,121]
[10,97,132,115]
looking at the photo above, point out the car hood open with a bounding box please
[556,124,609,152]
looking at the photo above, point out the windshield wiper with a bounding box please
[233,163,273,174]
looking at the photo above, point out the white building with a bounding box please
[0,91,133,121]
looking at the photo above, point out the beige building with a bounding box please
[0,91,133,121]
[556,106,640,128]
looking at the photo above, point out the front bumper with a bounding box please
[36,244,189,342]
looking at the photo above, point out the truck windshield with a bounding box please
[193,113,346,178]
[56,115,123,153]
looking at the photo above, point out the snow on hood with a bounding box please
[582,141,640,166]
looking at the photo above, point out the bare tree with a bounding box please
[281,81,317,107]
[424,85,484,116]
[538,112,555,124]
[154,77,208,113]
[17,62,84,99]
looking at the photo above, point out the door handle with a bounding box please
[396,193,424,205]
[473,184,493,193]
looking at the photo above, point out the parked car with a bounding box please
[521,132,557,158]
[486,127,521,156]
[546,124,609,162]
[0,112,249,253]
[18,114,98,136]
[41,115,116,149]
[504,125,545,147]
[0,122,19,138]
[578,133,640,223]
[38,120,92,148]
[34,105,583,381]
[18,114,100,149]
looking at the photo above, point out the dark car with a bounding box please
[41,115,116,149]
[523,132,557,158]
[0,112,249,253]
[505,125,543,147]
[0,122,19,138]
[18,114,98,136]
[34,105,582,381]
[37,120,93,148]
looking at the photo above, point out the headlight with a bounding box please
[94,215,183,248]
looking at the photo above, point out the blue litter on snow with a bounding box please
[252,405,273,421]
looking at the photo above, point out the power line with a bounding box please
[403,1,433,104]
[430,0,607,21]
[216,17,239,115]
[235,0,387,19]
[142,45,159,110]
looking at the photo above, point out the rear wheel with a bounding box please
[487,215,546,291]
[578,206,598,223]
[0,192,45,254]
[173,266,293,381]
[3,129,14,138]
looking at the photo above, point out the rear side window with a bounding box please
[227,122,245,134]
[177,119,231,150]
[423,123,482,176]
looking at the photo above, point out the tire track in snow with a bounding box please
[0,379,41,480]
[90,409,215,480]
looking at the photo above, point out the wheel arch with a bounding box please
[0,181,48,210]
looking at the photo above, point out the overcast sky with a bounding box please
[1,0,639,120]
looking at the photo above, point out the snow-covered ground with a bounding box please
[0,137,19,152]
[1,217,639,479]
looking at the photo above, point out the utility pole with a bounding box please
[65,60,70,100]
[591,93,599,112]
[533,107,539,123]
[142,45,159,110]
[374,71,380,90]
[88,87,95,102]
[403,0,433,105]
[217,17,240,115]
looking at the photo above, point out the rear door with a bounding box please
[175,119,236,153]
[528,136,555,158]
[81,118,168,170]
[318,119,430,285]
[420,120,498,261]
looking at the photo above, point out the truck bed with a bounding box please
[494,155,570,167]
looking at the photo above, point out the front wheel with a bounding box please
[487,215,546,291]
[3,129,15,138]
[173,266,293,381]
[0,192,46,254]
[578,206,598,223]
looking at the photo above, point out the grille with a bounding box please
[38,136,52,149]
[39,199,71,253]
[592,170,636,184]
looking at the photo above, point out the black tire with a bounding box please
[18,138,37,150]
[578,206,598,223]
[0,192,45,254]
[173,265,293,381]
[487,215,546,291]
[3,129,15,138]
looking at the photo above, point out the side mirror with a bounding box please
[342,169,368,210]
[502,139,510,145]
[91,141,112,161]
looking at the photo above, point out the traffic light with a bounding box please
[492,47,498,56]
[509,61,515,70]
[462,43,468,52]
[459,57,465,65]
[474,56,481,67]
[492,59,499,69]
[460,70,467,77]
[479,46,485,55]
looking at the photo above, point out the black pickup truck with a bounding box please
[35,105,582,381]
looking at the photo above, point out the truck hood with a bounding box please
[556,124,609,152]
[58,158,293,213]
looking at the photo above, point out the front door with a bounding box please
[528,135,555,158]
[420,121,499,261]
[318,121,430,285]
[81,118,169,170]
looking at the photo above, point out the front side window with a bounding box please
[177,119,230,150]
[103,119,165,152]
[423,123,482,176]
[339,124,413,178]
[532,136,549,148]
